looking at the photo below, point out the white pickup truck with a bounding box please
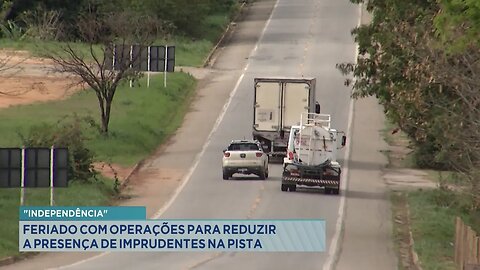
[222,140,269,180]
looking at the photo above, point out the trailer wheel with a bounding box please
[289,185,296,192]
[324,188,331,194]
[281,184,288,192]
[332,188,340,195]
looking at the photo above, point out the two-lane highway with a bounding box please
[56,0,359,269]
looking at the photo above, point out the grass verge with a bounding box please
[383,117,467,269]
[0,72,196,166]
[406,189,463,270]
[425,170,468,187]
[0,177,114,259]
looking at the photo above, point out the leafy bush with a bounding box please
[18,115,96,182]
[431,187,473,214]
[0,20,26,40]
[19,8,63,41]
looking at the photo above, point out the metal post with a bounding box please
[164,46,168,88]
[50,146,55,206]
[20,147,25,206]
[147,46,151,88]
[308,119,313,165]
[299,114,303,164]
[129,45,133,88]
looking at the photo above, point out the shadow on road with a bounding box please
[343,189,388,201]
[344,159,386,171]
[228,176,265,181]
[289,186,388,201]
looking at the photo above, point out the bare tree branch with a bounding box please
[41,10,163,135]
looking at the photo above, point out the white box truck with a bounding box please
[253,77,318,158]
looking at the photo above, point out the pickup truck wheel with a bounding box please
[222,170,229,180]
[265,168,269,179]
[281,184,288,192]
[259,170,266,180]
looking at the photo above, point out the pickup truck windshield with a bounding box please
[228,143,260,151]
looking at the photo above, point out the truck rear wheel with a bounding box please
[288,185,296,192]
[281,184,288,192]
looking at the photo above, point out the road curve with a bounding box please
[56,0,358,269]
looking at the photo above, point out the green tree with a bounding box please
[43,11,162,135]
[338,0,450,168]
[340,0,480,206]
[142,0,212,37]
[435,0,480,52]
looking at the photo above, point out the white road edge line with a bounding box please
[48,0,279,269]
[322,3,362,270]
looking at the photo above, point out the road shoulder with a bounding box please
[335,96,398,270]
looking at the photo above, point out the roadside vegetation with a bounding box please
[0,72,196,260]
[0,0,242,260]
[0,0,240,66]
[0,177,113,259]
[339,0,480,269]
[0,73,196,165]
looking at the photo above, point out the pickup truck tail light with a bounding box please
[255,152,263,157]
[224,152,230,157]
[290,169,300,177]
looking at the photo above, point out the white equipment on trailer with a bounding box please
[281,112,347,195]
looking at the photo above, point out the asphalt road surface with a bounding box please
[60,0,358,269]
[5,0,397,269]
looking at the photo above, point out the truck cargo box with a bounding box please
[253,77,316,157]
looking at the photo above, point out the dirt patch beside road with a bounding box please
[92,162,136,183]
[0,49,82,108]
[0,49,53,66]
[0,75,79,108]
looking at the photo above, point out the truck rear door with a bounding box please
[254,81,281,131]
[282,82,311,129]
